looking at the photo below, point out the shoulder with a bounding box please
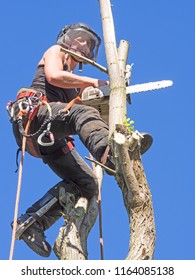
[41,44,66,65]
[44,44,64,56]
[38,45,65,65]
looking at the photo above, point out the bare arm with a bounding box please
[43,45,108,89]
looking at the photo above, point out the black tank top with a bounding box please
[30,64,78,103]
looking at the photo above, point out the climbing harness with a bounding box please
[7,89,81,156]
[7,89,54,146]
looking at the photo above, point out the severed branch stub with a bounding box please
[128,130,143,152]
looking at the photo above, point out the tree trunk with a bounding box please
[99,0,156,259]
[113,126,156,259]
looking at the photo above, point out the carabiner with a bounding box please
[58,109,70,116]
[6,102,14,121]
[37,130,55,146]
[18,100,30,112]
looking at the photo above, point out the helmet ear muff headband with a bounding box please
[57,23,101,42]
[56,24,72,42]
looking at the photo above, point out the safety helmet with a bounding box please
[56,23,101,61]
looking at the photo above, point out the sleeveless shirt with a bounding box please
[30,64,78,103]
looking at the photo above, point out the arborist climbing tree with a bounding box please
[9,22,111,259]
[8,1,172,260]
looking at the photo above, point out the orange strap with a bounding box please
[101,145,110,165]
[60,96,82,113]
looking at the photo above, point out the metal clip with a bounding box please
[6,102,14,121]
[37,130,55,146]
[58,109,70,116]
[18,100,30,112]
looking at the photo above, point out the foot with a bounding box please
[12,214,51,257]
[140,132,153,155]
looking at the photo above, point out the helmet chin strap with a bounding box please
[65,52,83,72]
[70,55,83,72]
[79,62,83,72]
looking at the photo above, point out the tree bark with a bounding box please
[99,0,127,135]
[99,0,156,259]
[113,126,156,259]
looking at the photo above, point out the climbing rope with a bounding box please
[9,119,31,260]
[89,153,104,260]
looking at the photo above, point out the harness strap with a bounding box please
[62,140,75,154]
[17,92,46,101]
[101,145,110,165]
[60,96,82,112]
[21,103,42,158]
[26,137,42,158]
[28,212,44,228]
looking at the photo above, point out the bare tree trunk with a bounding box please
[99,0,156,259]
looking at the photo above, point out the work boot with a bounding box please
[14,214,52,257]
[140,132,153,155]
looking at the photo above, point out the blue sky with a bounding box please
[0,0,194,260]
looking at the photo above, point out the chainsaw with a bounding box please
[81,80,173,122]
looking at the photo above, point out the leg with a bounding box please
[42,148,99,199]
[35,102,109,161]
[34,102,152,162]
[14,145,98,257]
